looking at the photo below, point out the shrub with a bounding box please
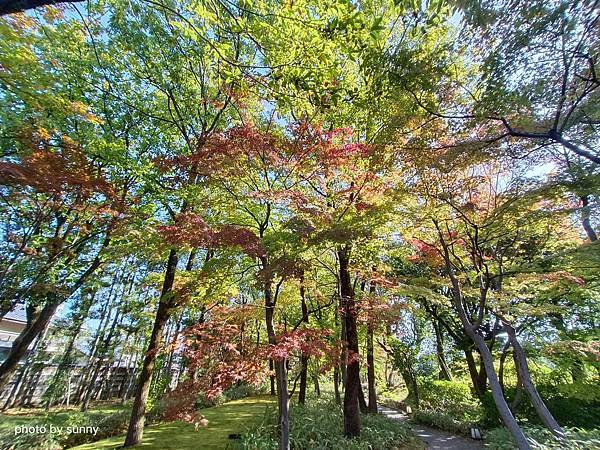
[240,398,413,450]
[411,410,470,435]
[538,383,600,429]
[60,410,130,448]
[0,432,62,450]
[485,383,600,429]
[485,426,600,450]
[224,383,266,402]
[413,380,485,432]
[419,380,483,420]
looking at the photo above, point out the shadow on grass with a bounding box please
[70,395,276,450]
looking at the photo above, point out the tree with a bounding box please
[402,155,581,447]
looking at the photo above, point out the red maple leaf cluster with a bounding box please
[158,212,266,258]
[163,305,336,424]
[0,145,115,200]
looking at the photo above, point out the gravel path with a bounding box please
[379,406,485,450]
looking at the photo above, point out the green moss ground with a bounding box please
[70,395,275,450]
[0,402,127,434]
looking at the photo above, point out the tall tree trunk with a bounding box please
[124,249,178,447]
[76,283,117,403]
[400,369,420,408]
[2,330,46,410]
[471,332,531,450]
[464,348,486,400]
[437,228,530,449]
[164,313,183,391]
[121,335,141,404]
[333,366,341,405]
[366,325,377,413]
[338,246,360,438]
[0,301,59,392]
[580,195,598,242]
[264,274,289,450]
[298,273,309,406]
[498,342,511,392]
[366,280,377,413]
[505,323,564,439]
[358,383,368,413]
[81,302,123,411]
[313,359,321,397]
[44,293,92,410]
[269,359,276,396]
[433,319,452,381]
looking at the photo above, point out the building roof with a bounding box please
[3,304,27,323]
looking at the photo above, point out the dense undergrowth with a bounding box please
[0,383,265,450]
[399,379,600,449]
[0,406,132,450]
[241,397,414,450]
[485,426,600,450]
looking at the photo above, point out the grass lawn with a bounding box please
[0,402,127,435]
[71,395,276,450]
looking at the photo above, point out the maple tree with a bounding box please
[0,2,598,450]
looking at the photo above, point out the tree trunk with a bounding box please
[298,356,308,406]
[498,342,511,392]
[298,274,309,406]
[1,330,46,410]
[400,369,420,408]
[580,195,598,242]
[366,325,377,413]
[121,337,141,404]
[511,378,524,412]
[269,359,276,395]
[47,289,95,403]
[264,274,289,450]
[433,320,452,381]
[76,285,116,403]
[366,279,377,413]
[471,332,531,450]
[464,348,487,400]
[313,360,321,397]
[275,359,289,450]
[505,323,564,439]
[437,230,530,449]
[124,249,178,447]
[0,301,59,392]
[81,303,123,411]
[338,246,360,438]
[333,366,341,405]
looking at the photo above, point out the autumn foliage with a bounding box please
[163,305,335,424]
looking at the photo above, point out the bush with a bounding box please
[224,383,266,402]
[419,380,483,419]
[538,383,600,429]
[0,432,62,450]
[483,383,600,429]
[411,410,470,435]
[413,379,600,433]
[146,398,167,424]
[485,426,600,450]
[240,398,413,450]
[413,380,485,432]
[60,410,130,448]
[0,408,130,450]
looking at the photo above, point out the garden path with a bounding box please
[378,406,485,450]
